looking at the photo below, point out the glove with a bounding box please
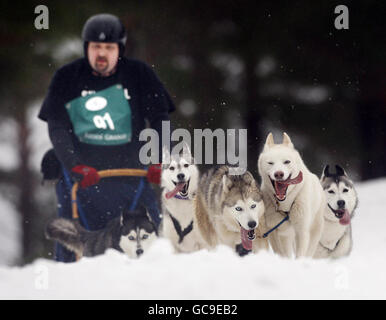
[147,164,161,185]
[71,165,100,188]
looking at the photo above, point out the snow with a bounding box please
[0,178,385,299]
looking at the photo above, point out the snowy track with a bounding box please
[0,179,385,299]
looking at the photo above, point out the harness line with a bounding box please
[168,213,194,244]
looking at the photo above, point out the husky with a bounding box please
[161,145,206,252]
[257,133,325,258]
[46,205,158,260]
[314,165,358,259]
[194,165,269,256]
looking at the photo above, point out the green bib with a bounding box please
[66,84,132,146]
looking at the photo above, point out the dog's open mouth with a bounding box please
[165,179,190,199]
[270,171,303,202]
[270,178,289,201]
[240,227,256,251]
[328,205,351,225]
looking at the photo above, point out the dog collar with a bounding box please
[174,194,190,200]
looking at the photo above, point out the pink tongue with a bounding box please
[274,172,303,200]
[165,183,185,199]
[339,210,351,225]
[274,182,288,200]
[241,227,253,251]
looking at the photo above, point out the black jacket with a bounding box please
[39,57,175,170]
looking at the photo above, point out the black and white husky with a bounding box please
[314,165,358,259]
[161,144,206,252]
[46,206,158,260]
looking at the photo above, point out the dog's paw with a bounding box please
[235,243,251,257]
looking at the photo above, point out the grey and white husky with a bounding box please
[161,145,206,252]
[46,205,158,260]
[194,165,269,256]
[314,165,358,259]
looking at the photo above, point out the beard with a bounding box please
[93,57,110,74]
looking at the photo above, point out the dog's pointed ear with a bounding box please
[182,141,192,160]
[335,165,346,177]
[321,165,330,180]
[222,169,233,193]
[242,171,255,186]
[144,207,159,236]
[162,145,171,164]
[222,175,232,193]
[264,133,275,150]
[282,132,294,148]
[120,207,131,226]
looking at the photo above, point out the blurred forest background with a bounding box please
[0,0,385,265]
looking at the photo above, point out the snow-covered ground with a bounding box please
[0,178,385,300]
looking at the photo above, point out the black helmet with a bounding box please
[82,14,126,56]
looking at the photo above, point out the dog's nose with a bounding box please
[337,200,345,208]
[177,173,185,181]
[136,249,144,256]
[248,221,257,229]
[274,171,284,180]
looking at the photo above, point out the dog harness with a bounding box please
[262,212,289,238]
[168,213,194,244]
[261,199,293,238]
[319,238,342,253]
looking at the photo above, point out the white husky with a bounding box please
[161,145,206,252]
[258,132,325,258]
[314,165,358,259]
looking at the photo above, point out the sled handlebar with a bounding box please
[71,168,148,220]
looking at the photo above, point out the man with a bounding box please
[39,14,175,262]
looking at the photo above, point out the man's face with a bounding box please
[87,42,119,75]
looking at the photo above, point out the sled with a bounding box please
[71,168,149,220]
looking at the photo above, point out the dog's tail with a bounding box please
[45,218,85,258]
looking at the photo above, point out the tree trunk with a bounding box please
[16,109,36,264]
[244,51,264,177]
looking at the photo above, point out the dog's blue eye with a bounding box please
[235,207,243,211]
[142,234,149,240]
[128,236,135,241]
[251,204,256,209]
[284,160,291,164]
[328,190,335,194]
